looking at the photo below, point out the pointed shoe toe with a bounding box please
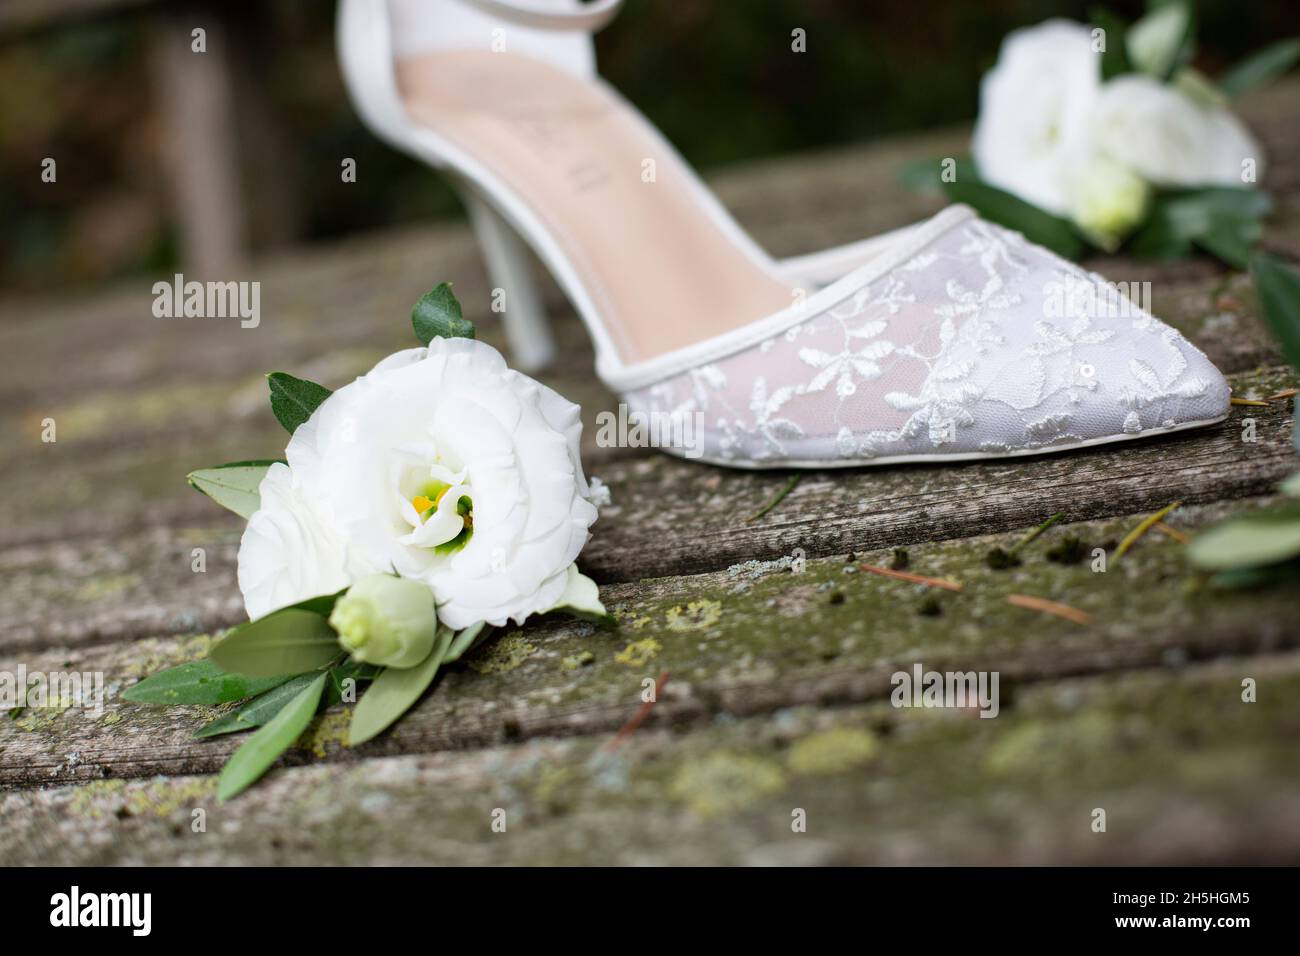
[624,211,1231,468]
[1061,309,1231,448]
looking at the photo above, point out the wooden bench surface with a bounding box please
[1,78,1298,865]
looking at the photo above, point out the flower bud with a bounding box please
[329,574,437,668]
[1069,156,1151,253]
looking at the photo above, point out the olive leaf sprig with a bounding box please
[1185,259,1300,588]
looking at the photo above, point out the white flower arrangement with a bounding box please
[970,10,1274,253]
[904,1,1300,389]
[907,3,1300,262]
[124,283,611,799]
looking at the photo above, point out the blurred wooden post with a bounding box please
[148,6,245,275]
[3,0,305,274]
[225,4,305,251]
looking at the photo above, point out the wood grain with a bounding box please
[582,367,1298,582]
[5,652,1298,865]
[2,77,1298,864]
[3,498,1295,787]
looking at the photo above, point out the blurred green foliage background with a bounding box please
[1,0,1296,294]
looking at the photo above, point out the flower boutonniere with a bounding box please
[124,283,612,799]
[903,1,1300,344]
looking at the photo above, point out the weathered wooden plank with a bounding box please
[3,497,1295,786]
[4,651,1298,865]
[0,300,626,483]
[0,376,628,544]
[0,525,243,651]
[3,364,1295,588]
[2,222,478,406]
[0,315,627,552]
[1,363,1294,650]
[1,261,1279,483]
[4,78,1296,557]
[2,243,1282,480]
[583,366,1298,582]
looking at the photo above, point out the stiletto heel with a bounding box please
[462,189,556,372]
[338,0,1231,468]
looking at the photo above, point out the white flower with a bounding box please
[236,462,350,621]
[1067,155,1152,252]
[972,20,1101,215]
[1088,75,1263,188]
[274,337,598,630]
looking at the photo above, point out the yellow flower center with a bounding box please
[411,487,448,516]
[411,484,473,531]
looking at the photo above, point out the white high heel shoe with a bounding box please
[337,0,1231,468]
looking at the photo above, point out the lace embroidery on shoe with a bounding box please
[627,219,1222,464]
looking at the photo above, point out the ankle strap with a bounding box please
[458,0,623,33]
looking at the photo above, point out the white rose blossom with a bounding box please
[1088,74,1263,189]
[237,462,351,621]
[973,18,1265,251]
[972,19,1101,215]
[237,337,598,630]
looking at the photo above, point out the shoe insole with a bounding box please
[395,50,796,364]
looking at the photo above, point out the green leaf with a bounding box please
[1194,225,1258,270]
[1281,472,1300,498]
[217,672,326,800]
[546,563,616,628]
[267,372,332,435]
[1127,0,1193,80]
[209,609,342,678]
[194,673,321,738]
[324,659,381,707]
[443,622,489,664]
[412,282,475,344]
[1210,559,1300,590]
[186,460,280,519]
[1183,187,1272,220]
[1156,187,1270,233]
[1127,216,1194,261]
[1090,7,1131,80]
[1187,503,1300,571]
[349,629,452,745]
[1251,252,1300,374]
[1219,38,1300,97]
[286,589,348,617]
[122,660,289,706]
[941,178,1085,259]
[1130,188,1271,264]
[897,156,967,195]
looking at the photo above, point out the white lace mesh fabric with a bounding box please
[624,217,1230,465]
